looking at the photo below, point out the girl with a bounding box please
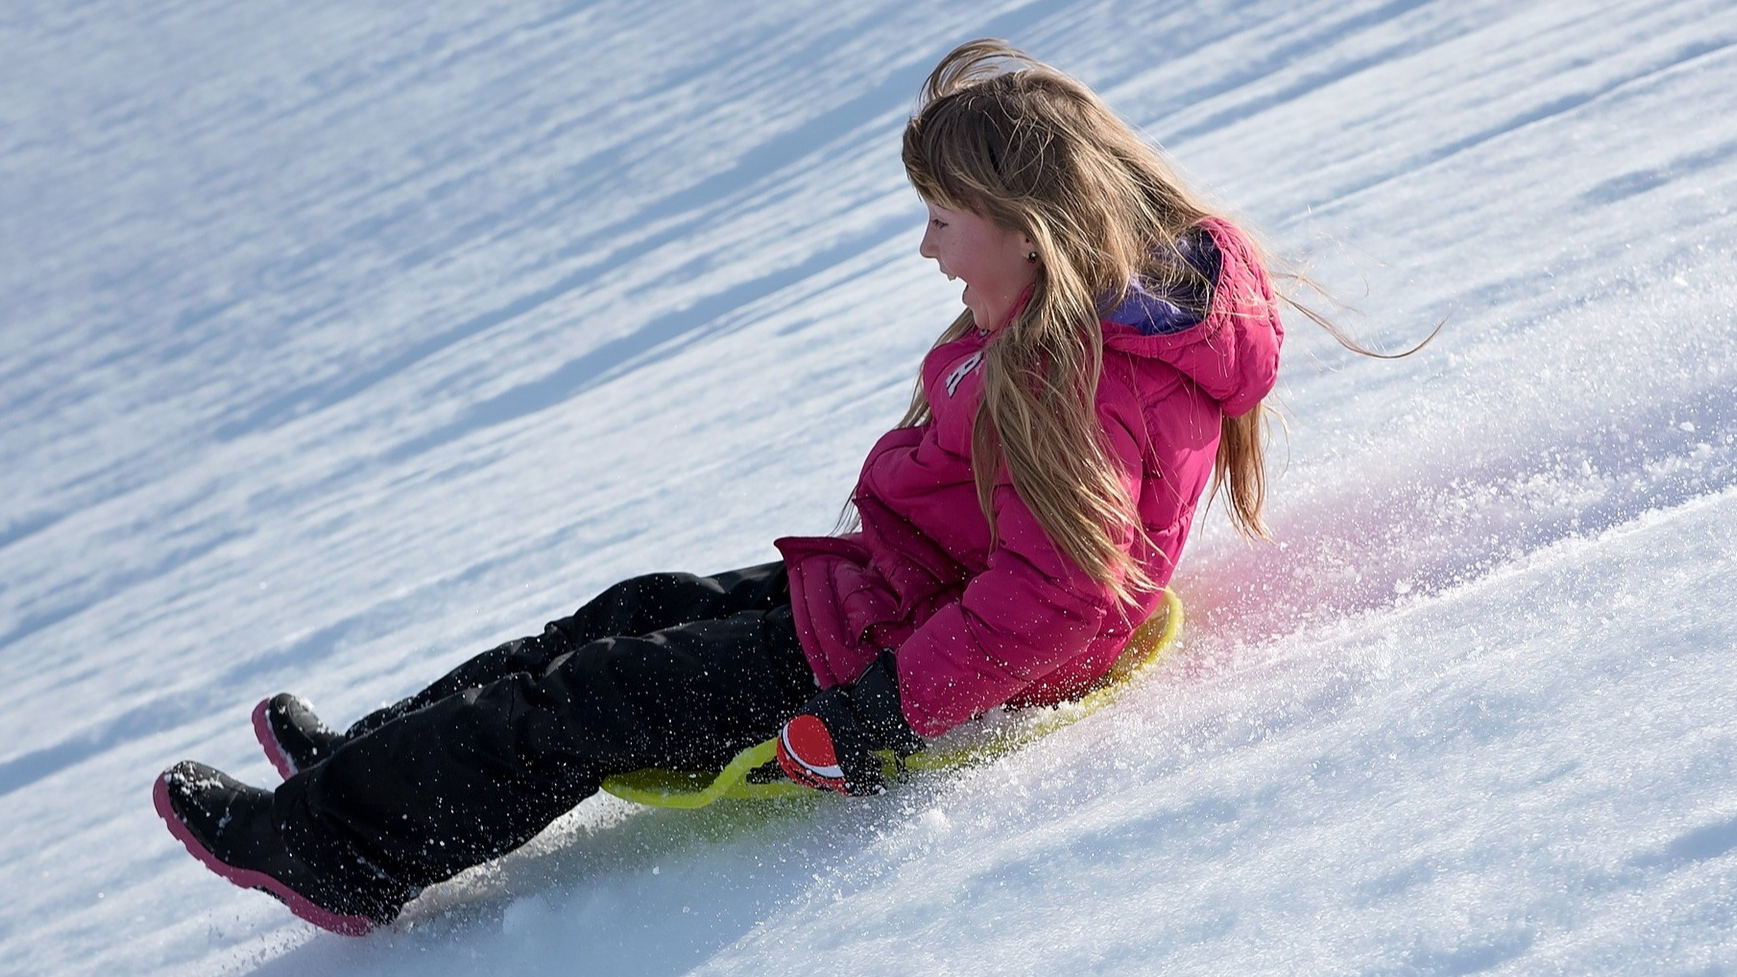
[155,39,1286,935]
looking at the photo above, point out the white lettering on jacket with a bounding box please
[944,351,984,397]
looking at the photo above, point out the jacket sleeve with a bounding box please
[892,409,1146,736]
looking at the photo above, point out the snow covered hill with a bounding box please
[2,1,1734,974]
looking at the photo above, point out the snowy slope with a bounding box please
[2,1,1734,975]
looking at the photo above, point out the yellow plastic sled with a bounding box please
[600,588,1184,809]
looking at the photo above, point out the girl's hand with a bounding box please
[775,652,922,796]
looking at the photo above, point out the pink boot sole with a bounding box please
[152,773,378,936]
[251,698,297,780]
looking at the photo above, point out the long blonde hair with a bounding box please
[894,39,1277,604]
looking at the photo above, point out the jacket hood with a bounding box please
[1101,217,1284,417]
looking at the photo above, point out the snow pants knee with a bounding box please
[271,561,816,889]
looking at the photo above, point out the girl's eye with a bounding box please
[930,219,947,229]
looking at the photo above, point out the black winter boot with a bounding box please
[253,694,344,778]
[154,761,412,935]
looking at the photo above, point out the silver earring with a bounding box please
[1027,251,1039,264]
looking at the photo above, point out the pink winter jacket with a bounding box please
[775,218,1283,737]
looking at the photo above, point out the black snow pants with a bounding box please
[271,561,817,890]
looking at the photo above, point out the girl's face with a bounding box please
[919,200,1037,330]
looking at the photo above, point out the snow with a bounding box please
[2,0,1735,974]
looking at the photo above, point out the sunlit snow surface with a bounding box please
[2,1,1735,974]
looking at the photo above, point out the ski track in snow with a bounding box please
[1,1,1734,975]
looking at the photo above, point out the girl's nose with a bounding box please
[919,226,937,260]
